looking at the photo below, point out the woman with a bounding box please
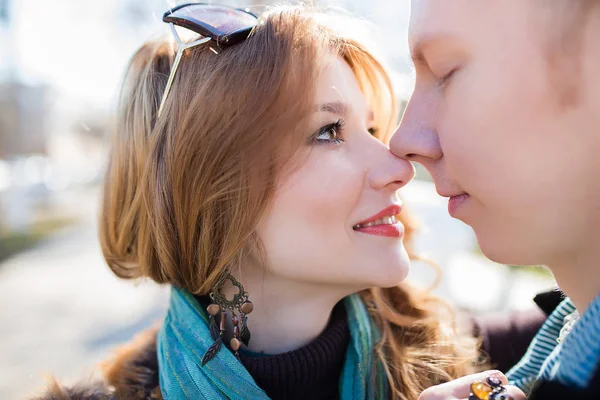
[392,1,600,399]
[35,4,480,400]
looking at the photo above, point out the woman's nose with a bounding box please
[367,145,415,191]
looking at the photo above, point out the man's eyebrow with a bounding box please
[409,33,453,65]
[316,100,350,116]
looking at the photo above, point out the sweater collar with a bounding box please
[238,301,349,400]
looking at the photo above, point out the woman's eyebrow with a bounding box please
[316,100,350,116]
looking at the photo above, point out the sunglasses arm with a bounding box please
[158,23,212,117]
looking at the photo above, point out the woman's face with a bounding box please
[256,57,414,291]
[391,1,600,266]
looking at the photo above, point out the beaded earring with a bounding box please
[202,273,253,365]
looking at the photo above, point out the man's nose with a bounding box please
[389,99,443,163]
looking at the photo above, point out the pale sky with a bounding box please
[2,0,411,109]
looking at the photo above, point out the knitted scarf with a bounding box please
[157,287,387,399]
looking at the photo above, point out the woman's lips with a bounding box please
[355,204,402,226]
[353,204,404,238]
[353,222,404,238]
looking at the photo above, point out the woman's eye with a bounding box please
[313,120,345,144]
[316,127,338,141]
[368,127,378,136]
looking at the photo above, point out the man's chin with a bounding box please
[476,234,541,267]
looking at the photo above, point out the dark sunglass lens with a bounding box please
[169,5,257,36]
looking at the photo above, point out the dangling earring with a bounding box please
[202,273,253,365]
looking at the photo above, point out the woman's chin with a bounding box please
[379,265,411,288]
[364,250,411,289]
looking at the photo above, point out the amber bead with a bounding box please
[240,301,254,314]
[470,381,492,400]
[230,338,241,351]
[207,304,220,316]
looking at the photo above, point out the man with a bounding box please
[390,1,600,399]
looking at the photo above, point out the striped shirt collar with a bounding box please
[507,293,600,393]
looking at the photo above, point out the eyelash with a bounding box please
[313,119,346,144]
[310,120,378,145]
[438,68,458,88]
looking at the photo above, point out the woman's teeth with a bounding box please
[353,216,396,229]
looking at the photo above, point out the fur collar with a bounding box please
[31,327,162,400]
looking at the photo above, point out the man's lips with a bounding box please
[437,189,468,198]
[448,194,470,216]
[433,188,471,217]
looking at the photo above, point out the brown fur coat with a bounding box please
[31,327,162,400]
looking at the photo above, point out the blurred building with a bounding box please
[0,0,49,158]
[0,83,48,158]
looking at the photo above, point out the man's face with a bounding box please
[391,0,600,267]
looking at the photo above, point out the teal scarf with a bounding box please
[158,287,387,399]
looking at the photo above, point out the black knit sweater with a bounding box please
[238,302,349,400]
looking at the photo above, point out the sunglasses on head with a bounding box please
[158,3,259,116]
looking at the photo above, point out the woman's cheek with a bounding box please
[292,157,362,225]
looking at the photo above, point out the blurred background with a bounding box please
[0,0,556,399]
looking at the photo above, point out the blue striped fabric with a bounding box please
[506,299,576,393]
[547,294,600,388]
[507,294,600,394]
